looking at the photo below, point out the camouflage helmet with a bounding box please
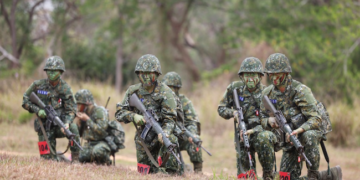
[264,53,292,73]
[134,54,162,75]
[43,56,66,72]
[74,89,94,105]
[238,57,264,76]
[162,71,182,88]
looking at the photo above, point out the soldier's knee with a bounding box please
[301,130,319,147]
[257,131,277,145]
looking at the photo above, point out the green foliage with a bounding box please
[226,0,360,101]
[18,112,33,124]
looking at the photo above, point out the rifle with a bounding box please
[233,89,253,169]
[128,93,182,165]
[174,120,212,156]
[30,92,83,151]
[263,95,312,167]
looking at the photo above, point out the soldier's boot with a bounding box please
[193,162,203,173]
[319,166,342,180]
[308,169,320,180]
[71,152,80,164]
[262,170,274,180]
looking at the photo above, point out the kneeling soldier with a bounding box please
[75,89,112,165]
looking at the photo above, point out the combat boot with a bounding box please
[193,162,203,173]
[262,170,274,180]
[308,169,320,180]
[71,152,80,164]
[319,166,342,180]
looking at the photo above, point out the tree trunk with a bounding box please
[115,37,123,93]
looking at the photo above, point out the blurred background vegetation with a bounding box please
[1,0,360,147]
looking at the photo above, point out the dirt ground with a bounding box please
[0,121,359,179]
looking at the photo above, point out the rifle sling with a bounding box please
[38,118,56,155]
[320,140,331,175]
[132,122,171,168]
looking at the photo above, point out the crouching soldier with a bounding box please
[74,89,112,165]
[22,56,80,162]
[162,72,203,173]
[115,54,181,174]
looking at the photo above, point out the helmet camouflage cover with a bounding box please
[264,53,292,73]
[238,57,264,76]
[162,71,182,88]
[75,89,94,105]
[134,54,162,74]
[43,56,66,72]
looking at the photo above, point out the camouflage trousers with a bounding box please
[178,138,203,163]
[280,130,322,180]
[236,130,277,175]
[37,123,80,161]
[79,141,111,165]
[135,133,180,174]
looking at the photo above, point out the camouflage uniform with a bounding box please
[260,53,322,180]
[162,72,203,173]
[22,56,80,161]
[115,54,180,174]
[75,89,111,165]
[218,57,277,178]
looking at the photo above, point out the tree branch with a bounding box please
[0,44,19,63]
[28,0,45,25]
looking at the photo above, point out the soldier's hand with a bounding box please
[240,129,254,142]
[291,128,304,136]
[268,117,279,129]
[134,114,146,125]
[38,109,47,119]
[188,134,200,144]
[233,111,239,121]
[286,128,304,145]
[76,112,90,121]
[61,123,69,135]
[158,133,169,144]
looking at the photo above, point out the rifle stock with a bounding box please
[262,95,312,167]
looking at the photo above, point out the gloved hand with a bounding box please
[286,128,304,145]
[158,133,169,144]
[38,109,46,119]
[61,123,69,135]
[240,129,255,142]
[134,114,146,125]
[268,117,279,129]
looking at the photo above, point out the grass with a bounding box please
[1,75,360,179]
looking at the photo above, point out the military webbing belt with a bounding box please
[132,122,170,168]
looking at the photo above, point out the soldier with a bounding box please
[115,54,180,174]
[260,53,342,180]
[162,72,203,173]
[74,89,112,165]
[22,56,80,162]
[218,57,277,180]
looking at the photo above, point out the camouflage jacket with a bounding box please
[82,104,109,141]
[218,81,264,132]
[175,94,199,135]
[115,81,177,135]
[260,75,321,132]
[22,78,76,124]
